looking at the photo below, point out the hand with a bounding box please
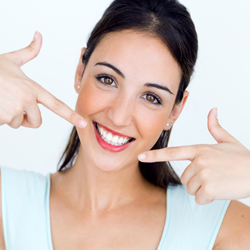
[138,108,250,205]
[0,31,87,129]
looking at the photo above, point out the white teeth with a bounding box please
[106,132,113,143]
[123,137,128,144]
[100,127,104,136]
[118,137,124,144]
[103,130,107,137]
[112,136,119,145]
[96,122,132,146]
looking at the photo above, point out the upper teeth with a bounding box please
[96,123,131,146]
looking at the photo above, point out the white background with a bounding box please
[0,0,250,206]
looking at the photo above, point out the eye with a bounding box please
[142,93,162,105]
[95,74,116,87]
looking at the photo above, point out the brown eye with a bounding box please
[146,94,155,102]
[142,93,161,105]
[96,74,116,87]
[104,77,113,85]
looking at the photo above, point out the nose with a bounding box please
[107,94,134,127]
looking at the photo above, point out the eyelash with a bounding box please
[95,73,162,105]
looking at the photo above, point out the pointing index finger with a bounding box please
[138,145,198,162]
[36,84,87,128]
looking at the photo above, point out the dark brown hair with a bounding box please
[57,0,198,189]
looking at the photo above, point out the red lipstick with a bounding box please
[93,122,134,153]
[97,123,133,138]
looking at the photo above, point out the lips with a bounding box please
[94,121,134,139]
[93,121,135,152]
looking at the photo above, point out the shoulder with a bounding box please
[214,200,250,250]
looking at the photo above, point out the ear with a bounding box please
[74,47,87,94]
[163,90,189,130]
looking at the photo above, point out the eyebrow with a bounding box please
[95,62,125,78]
[95,61,174,95]
[144,83,174,95]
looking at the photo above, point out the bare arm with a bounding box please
[213,200,250,250]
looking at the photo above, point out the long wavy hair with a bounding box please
[57,0,198,189]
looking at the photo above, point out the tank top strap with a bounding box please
[186,187,231,250]
[160,184,231,250]
[0,165,51,250]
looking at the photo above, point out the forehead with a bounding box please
[89,30,182,92]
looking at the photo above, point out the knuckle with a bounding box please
[195,156,206,168]
[181,175,187,186]
[167,148,177,158]
[27,45,38,58]
[152,149,157,158]
[203,182,212,196]
[195,195,202,205]
[53,98,63,112]
[4,114,13,124]
[199,169,207,181]
[11,124,21,129]
[186,184,192,195]
[199,144,211,153]
[23,93,35,105]
[199,169,210,182]
[13,103,23,114]
[69,112,77,123]
[23,79,35,89]
[7,119,20,129]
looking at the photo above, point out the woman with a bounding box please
[0,0,250,249]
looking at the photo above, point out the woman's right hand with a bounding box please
[0,31,87,129]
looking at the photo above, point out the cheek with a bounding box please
[143,114,165,144]
[136,108,169,148]
[75,77,171,149]
[75,79,111,118]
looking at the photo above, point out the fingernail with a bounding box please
[138,153,147,161]
[214,107,218,118]
[32,31,39,41]
[79,119,87,128]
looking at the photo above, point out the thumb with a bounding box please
[8,31,42,67]
[207,107,239,144]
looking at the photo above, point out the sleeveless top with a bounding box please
[0,165,231,250]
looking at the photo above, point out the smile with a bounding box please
[93,122,135,152]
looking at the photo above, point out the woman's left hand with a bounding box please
[138,108,250,205]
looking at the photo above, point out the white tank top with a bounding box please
[0,165,231,250]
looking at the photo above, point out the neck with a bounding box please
[55,145,151,214]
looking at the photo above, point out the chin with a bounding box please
[92,155,125,172]
[97,164,120,172]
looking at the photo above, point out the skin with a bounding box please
[46,29,250,249]
[0,29,187,250]
[140,108,250,204]
[53,29,188,211]
[47,30,188,249]
[2,29,250,249]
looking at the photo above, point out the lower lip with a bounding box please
[93,122,134,153]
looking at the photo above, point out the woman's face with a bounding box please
[74,30,188,172]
